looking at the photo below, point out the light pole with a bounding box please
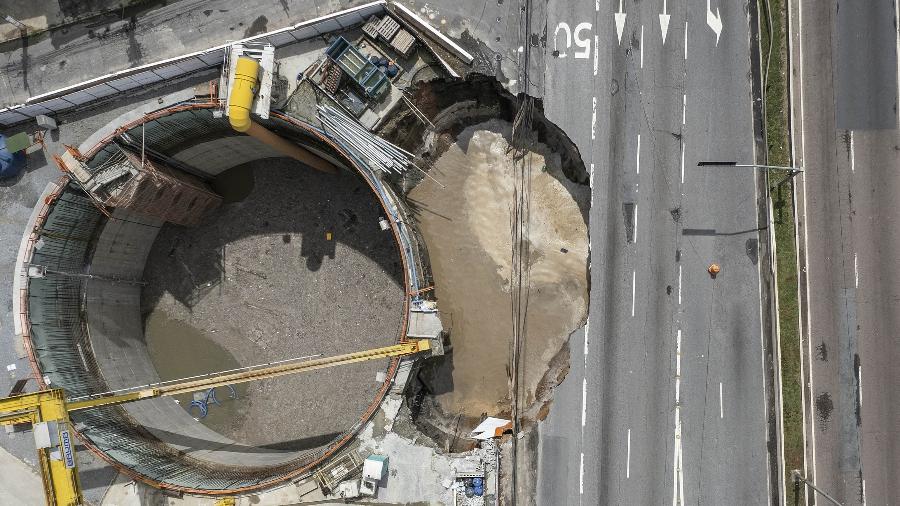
[791,470,843,506]
[697,161,803,185]
[3,14,27,34]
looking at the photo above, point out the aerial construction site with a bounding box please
[0,2,588,505]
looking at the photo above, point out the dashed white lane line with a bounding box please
[680,141,685,184]
[580,452,585,494]
[631,270,637,317]
[678,265,683,305]
[850,130,855,172]
[594,35,599,75]
[858,364,863,409]
[640,25,645,68]
[584,318,590,356]
[719,382,724,419]
[626,429,632,478]
[634,203,638,243]
[636,133,641,174]
[590,163,595,189]
[854,253,859,287]
[682,94,687,125]
[684,21,688,60]
[582,377,588,427]
[591,97,597,140]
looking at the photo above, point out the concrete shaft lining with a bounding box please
[20,104,413,493]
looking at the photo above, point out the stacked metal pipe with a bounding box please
[316,104,413,175]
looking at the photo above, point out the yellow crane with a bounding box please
[0,339,431,506]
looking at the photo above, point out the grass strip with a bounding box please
[759,0,805,502]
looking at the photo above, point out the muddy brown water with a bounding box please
[409,120,589,422]
[145,310,251,433]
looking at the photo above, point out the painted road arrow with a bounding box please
[706,0,722,46]
[615,0,627,45]
[659,0,670,44]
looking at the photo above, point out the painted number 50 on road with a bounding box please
[554,22,593,59]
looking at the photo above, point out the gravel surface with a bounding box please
[141,158,405,452]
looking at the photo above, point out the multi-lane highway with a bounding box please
[538,0,776,504]
[790,0,900,503]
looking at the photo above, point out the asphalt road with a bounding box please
[537,0,774,504]
[791,0,900,504]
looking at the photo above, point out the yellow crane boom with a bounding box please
[0,339,431,505]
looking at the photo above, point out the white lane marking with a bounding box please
[849,130,855,172]
[634,203,638,243]
[854,253,859,287]
[796,0,820,488]
[626,429,632,478]
[591,97,597,140]
[678,265,683,305]
[862,478,868,506]
[640,25,645,68]
[684,21,688,60]
[590,163,595,189]
[636,134,641,174]
[672,328,685,506]
[580,452,585,494]
[584,318,590,356]
[582,377,588,426]
[615,0,627,45]
[858,364,863,409]
[706,0,723,46]
[682,94,687,125]
[596,0,600,12]
[680,141,685,184]
[720,382,724,418]
[631,270,637,317]
[660,0,671,45]
[593,35,599,75]
[676,329,682,385]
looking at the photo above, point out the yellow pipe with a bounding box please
[228,56,259,133]
[227,56,338,173]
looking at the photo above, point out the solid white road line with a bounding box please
[855,253,859,287]
[636,134,641,174]
[626,429,632,478]
[590,163,595,189]
[720,382,724,418]
[678,265,683,304]
[850,131,855,172]
[632,270,637,316]
[672,328,685,506]
[591,97,597,140]
[640,25,645,68]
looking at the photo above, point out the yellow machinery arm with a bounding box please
[0,339,431,505]
[0,390,81,506]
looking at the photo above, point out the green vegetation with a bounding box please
[759,0,805,502]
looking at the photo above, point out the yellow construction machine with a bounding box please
[0,339,431,506]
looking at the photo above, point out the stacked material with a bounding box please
[391,29,416,57]
[376,16,401,41]
[317,104,413,174]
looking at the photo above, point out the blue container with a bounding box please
[474,484,484,496]
[0,134,26,180]
[472,477,483,487]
